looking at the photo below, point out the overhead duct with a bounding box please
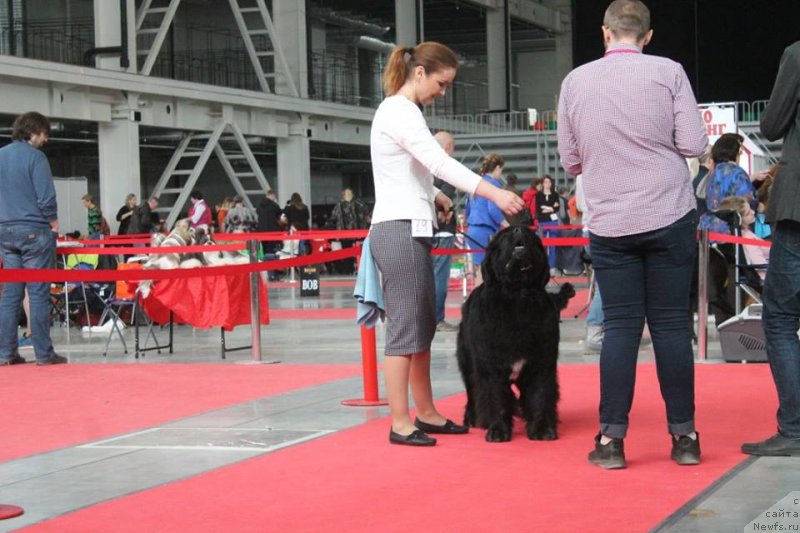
[355,36,395,54]
[311,7,390,37]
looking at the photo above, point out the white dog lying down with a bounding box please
[138,221,250,297]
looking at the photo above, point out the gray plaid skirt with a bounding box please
[369,220,436,355]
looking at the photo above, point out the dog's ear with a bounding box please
[528,231,550,288]
[481,239,498,285]
[481,227,510,285]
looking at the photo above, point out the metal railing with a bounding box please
[0,20,777,126]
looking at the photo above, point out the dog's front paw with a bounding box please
[486,423,512,442]
[526,424,558,441]
[463,406,477,428]
[560,282,576,301]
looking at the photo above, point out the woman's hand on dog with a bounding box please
[476,181,526,216]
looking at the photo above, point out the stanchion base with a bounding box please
[0,505,24,520]
[341,398,389,407]
[235,360,281,365]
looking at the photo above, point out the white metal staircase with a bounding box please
[150,122,272,229]
[228,0,298,96]
[135,0,181,76]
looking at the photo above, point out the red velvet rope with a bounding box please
[0,247,361,283]
[708,232,771,248]
[57,243,247,255]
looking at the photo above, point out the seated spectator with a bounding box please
[698,133,769,234]
[717,195,770,281]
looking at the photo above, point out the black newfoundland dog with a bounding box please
[456,226,575,442]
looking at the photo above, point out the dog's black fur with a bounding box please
[456,226,575,442]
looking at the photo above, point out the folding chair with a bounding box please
[50,254,99,328]
[98,261,165,358]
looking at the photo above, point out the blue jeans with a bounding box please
[0,224,57,362]
[589,210,697,438]
[539,220,559,269]
[762,220,800,438]
[587,288,604,327]
[432,234,454,323]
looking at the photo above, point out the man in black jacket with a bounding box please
[742,41,800,457]
[256,190,283,254]
[256,190,285,281]
[129,197,160,235]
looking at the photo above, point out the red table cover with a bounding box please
[143,274,269,331]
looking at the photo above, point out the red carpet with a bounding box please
[0,364,360,463]
[270,308,356,320]
[22,363,776,532]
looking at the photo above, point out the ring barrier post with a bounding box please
[239,239,280,365]
[289,227,297,283]
[343,243,387,407]
[697,229,709,361]
[342,324,387,406]
[0,505,23,520]
[249,239,262,362]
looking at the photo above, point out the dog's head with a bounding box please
[171,219,192,245]
[481,226,550,289]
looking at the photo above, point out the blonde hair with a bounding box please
[717,196,748,227]
[604,0,651,40]
[382,42,460,96]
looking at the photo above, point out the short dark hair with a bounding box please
[190,190,203,200]
[711,133,744,163]
[12,112,51,141]
[506,173,518,186]
[603,0,651,41]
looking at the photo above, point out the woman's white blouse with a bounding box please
[370,95,482,224]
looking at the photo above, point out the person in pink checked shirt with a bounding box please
[557,0,709,470]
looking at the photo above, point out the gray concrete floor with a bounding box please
[0,275,796,532]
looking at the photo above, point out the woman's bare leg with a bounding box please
[410,350,447,425]
[384,354,417,435]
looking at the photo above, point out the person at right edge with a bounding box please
[741,39,800,457]
[0,111,67,366]
[557,0,708,469]
[370,42,524,447]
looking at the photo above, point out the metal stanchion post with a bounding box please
[289,228,297,283]
[697,229,709,361]
[249,240,262,362]
[238,239,279,365]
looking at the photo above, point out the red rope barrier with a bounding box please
[0,247,361,283]
[708,232,771,248]
[57,243,247,255]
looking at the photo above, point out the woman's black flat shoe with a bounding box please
[414,417,469,435]
[389,429,437,446]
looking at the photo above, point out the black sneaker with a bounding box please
[36,354,68,366]
[0,354,27,366]
[671,433,701,465]
[588,433,626,469]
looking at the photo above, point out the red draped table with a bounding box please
[143,274,269,331]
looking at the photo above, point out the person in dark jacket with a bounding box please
[325,187,370,275]
[283,192,310,255]
[115,193,137,235]
[256,190,284,256]
[742,40,800,457]
[129,197,160,235]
